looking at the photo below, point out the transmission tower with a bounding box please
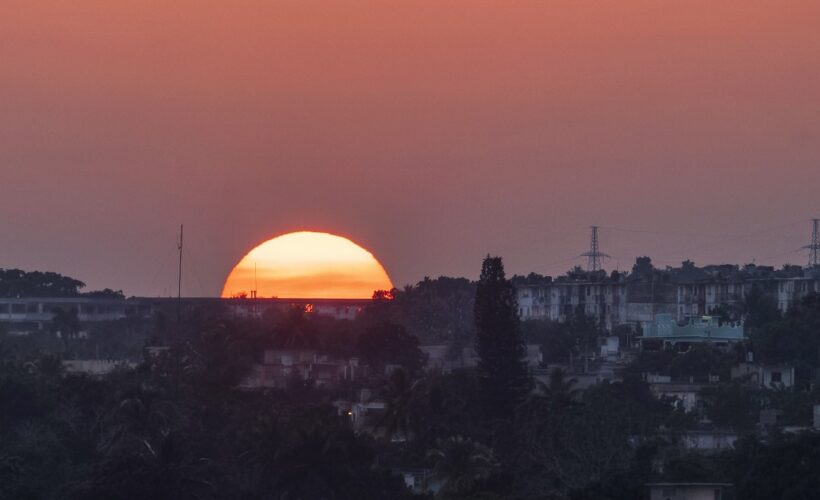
[581,225,610,272]
[804,218,820,268]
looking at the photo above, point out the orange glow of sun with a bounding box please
[221,231,394,299]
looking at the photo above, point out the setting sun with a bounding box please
[221,231,393,299]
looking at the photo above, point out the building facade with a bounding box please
[516,260,820,331]
[0,296,369,334]
[641,314,745,348]
[0,297,150,334]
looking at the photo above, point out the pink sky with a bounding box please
[1,1,819,295]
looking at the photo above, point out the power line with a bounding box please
[596,219,806,240]
[177,224,183,323]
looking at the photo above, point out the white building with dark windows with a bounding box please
[0,297,147,334]
[0,297,369,335]
[515,260,820,332]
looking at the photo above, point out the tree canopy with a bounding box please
[0,268,124,299]
[474,256,529,419]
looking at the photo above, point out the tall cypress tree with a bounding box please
[474,256,530,419]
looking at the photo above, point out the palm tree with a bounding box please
[35,353,64,379]
[101,381,182,453]
[275,306,318,349]
[51,307,81,351]
[22,353,65,400]
[537,367,579,411]
[426,436,497,498]
[378,368,422,442]
[62,431,215,500]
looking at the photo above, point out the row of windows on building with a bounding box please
[0,302,136,316]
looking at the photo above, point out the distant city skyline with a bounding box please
[1,1,818,296]
[1,219,817,298]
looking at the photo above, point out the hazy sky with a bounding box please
[2,1,819,296]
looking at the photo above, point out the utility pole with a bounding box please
[804,218,820,268]
[171,224,184,398]
[581,225,610,272]
[177,224,183,323]
[252,262,258,299]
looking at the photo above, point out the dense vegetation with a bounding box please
[0,268,124,299]
[2,262,820,499]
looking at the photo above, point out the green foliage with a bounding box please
[662,452,729,484]
[83,288,126,299]
[271,305,320,349]
[474,256,530,419]
[427,435,497,498]
[411,372,486,450]
[764,385,820,426]
[511,378,683,498]
[0,268,86,297]
[625,350,677,376]
[0,268,121,299]
[356,322,426,374]
[4,282,820,499]
[367,277,476,343]
[377,368,423,442]
[700,382,762,433]
[521,319,575,363]
[528,368,580,413]
[0,321,413,500]
[726,433,820,500]
[709,303,743,323]
[670,345,736,381]
[743,284,782,331]
[51,307,81,339]
[752,292,820,383]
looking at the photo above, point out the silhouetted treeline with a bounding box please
[4,262,820,498]
[368,277,476,343]
[0,268,124,299]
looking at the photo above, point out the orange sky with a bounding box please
[1,1,819,295]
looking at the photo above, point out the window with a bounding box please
[770,371,782,383]
[11,304,25,314]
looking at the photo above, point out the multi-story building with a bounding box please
[515,270,628,331]
[515,259,820,331]
[241,349,366,389]
[0,297,150,334]
[0,296,370,334]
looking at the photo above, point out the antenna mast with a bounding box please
[804,218,820,268]
[581,225,610,272]
[177,224,183,322]
[252,262,258,299]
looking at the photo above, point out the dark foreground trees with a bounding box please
[0,324,414,500]
[473,256,530,420]
[6,282,820,499]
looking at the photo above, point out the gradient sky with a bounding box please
[1,1,819,296]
